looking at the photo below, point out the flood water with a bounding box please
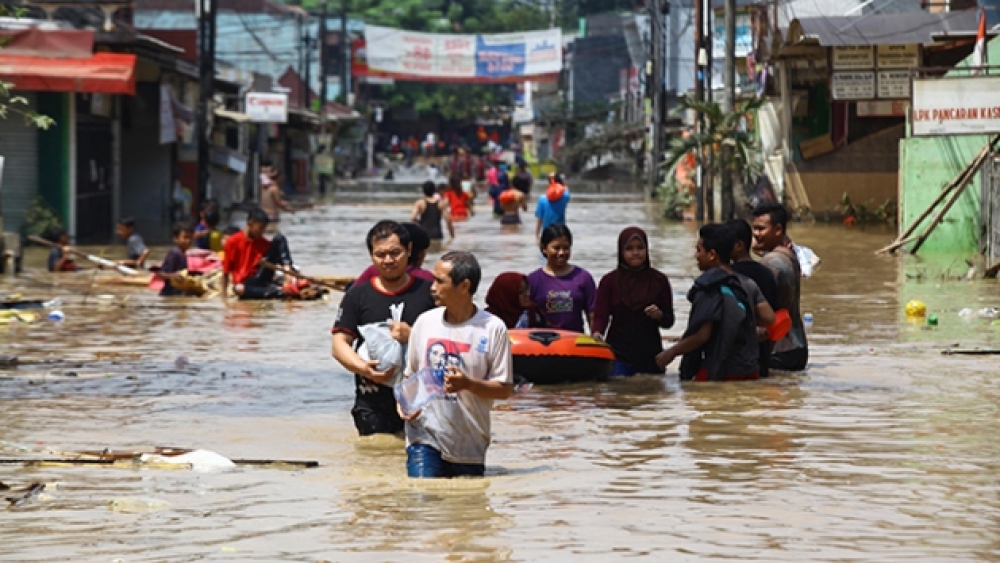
[2,193,999,562]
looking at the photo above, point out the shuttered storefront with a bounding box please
[0,92,39,234]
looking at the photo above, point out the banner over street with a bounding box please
[360,24,561,83]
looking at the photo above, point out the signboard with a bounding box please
[362,24,561,83]
[712,10,753,58]
[246,92,288,123]
[912,76,1000,136]
[876,44,920,69]
[832,46,874,70]
[832,71,875,100]
[878,70,911,99]
[159,84,176,145]
[857,100,907,118]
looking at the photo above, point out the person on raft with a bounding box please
[591,227,675,376]
[484,272,549,329]
[728,219,781,379]
[410,180,454,244]
[355,222,435,286]
[220,207,305,299]
[156,223,196,297]
[331,220,437,436]
[655,223,761,382]
[45,229,77,272]
[526,224,597,334]
[752,202,808,372]
[399,250,513,478]
[116,217,149,270]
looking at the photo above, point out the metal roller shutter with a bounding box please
[0,92,39,234]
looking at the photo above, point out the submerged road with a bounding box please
[2,194,999,561]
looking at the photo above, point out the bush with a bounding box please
[20,198,64,241]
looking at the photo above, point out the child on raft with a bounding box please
[485,272,549,329]
[526,224,597,334]
[655,223,764,381]
[591,227,675,376]
[116,217,149,270]
[194,200,223,252]
[156,223,195,297]
[46,229,77,272]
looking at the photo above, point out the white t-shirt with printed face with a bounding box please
[404,307,513,465]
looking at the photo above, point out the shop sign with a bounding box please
[857,100,907,118]
[912,76,1000,136]
[876,44,919,69]
[832,46,873,70]
[246,92,288,123]
[878,70,911,99]
[832,71,875,100]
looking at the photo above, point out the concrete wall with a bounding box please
[120,83,173,243]
[797,123,904,213]
[899,135,985,255]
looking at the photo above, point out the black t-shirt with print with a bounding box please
[332,276,436,434]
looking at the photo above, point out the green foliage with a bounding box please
[20,198,64,240]
[656,181,696,221]
[0,6,56,131]
[837,192,897,226]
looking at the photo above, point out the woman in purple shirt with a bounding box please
[526,224,597,333]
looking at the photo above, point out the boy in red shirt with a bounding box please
[221,207,301,299]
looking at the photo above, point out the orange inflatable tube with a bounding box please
[509,329,615,384]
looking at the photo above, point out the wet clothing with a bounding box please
[404,307,513,468]
[678,267,759,382]
[194,223,223,252]
[536,189,570,232]
[332,276,436,436]
[158,247,188,297]
[500,214,521,225]
[261,184,284,223]
[416,197,445,240]
[732,259,780,378]
[761,248,808,371]
[223,231,294,299]
[126,233,147,262]
[526,266,597,334]
[592,227,675,374]
[444,191,471,221]
[47,248,77,272]
[406,442,484,478]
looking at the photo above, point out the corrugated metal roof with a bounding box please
[789,11,979,47]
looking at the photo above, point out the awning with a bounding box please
[214,108,251,123]
[786,11,979,48]
[0,53,137,95]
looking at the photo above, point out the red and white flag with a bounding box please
[972,8,987,76]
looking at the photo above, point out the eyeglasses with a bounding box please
[373,248,407,262]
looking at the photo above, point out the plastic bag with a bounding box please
[357,304,406,384]
[394,367,445,417]
[794,244,821,278]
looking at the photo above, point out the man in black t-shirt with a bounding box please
[332,220,437,436]
[727,219,779,378]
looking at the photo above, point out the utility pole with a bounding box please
[693,0,704,221]
[340,0,348,104]
[319,0,328,110]
[721,0,736,220]
[703,0,714,222]
[196,0,216,213]
[304,27,313,111]
[648,0,663,195]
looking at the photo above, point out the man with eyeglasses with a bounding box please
[332,220,437,436]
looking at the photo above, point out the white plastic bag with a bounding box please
[794,244,821,278]
[357,304,406,384]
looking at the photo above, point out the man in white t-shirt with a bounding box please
[401,250,513,478]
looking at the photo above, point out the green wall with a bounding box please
[898,38,1000,255]
[36,92,71,226]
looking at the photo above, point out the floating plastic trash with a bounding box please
[905,300,927,317]
[108,497,170,513]
[46,310,65,321]
[139,449,235,473]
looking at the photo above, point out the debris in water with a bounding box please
[6,483,45,508]
[108,497,169,513]
[139,449,236,472]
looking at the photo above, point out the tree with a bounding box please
[660,95,764,219]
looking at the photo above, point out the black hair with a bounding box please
[172,222,194,238]
[554,172,566,185]
[421,180,437,197]
[47,228,68,243]
[401,222,430,260]
[261,159,273,168]
[752,202,789,230]
[200,198,219,212]
[247,207,270,225]
[223,225,241,236]
[726,219,753,252]
[699,223,736,263]
[440,250,482,295]
[117,217,136,229]
[204,207,221,228]
[365,220,412,254]
[540,223,573,249]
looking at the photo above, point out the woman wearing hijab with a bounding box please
[485,272,549,329]
[592,227,675,376]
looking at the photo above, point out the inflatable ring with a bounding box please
[509,329,614,384]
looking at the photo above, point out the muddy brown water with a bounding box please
[2,198,999,561]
